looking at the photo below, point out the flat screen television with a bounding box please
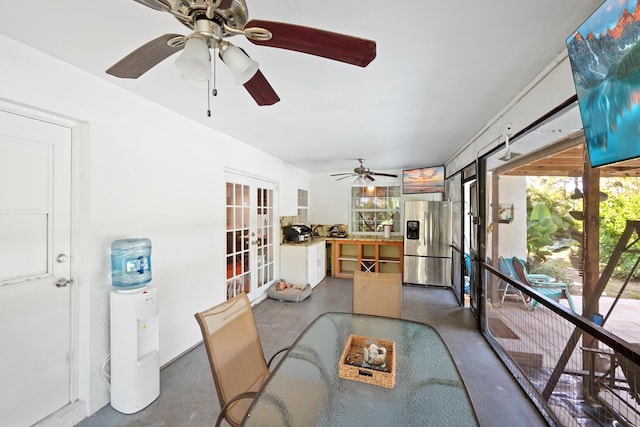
[402,165,445,194]
[566,0,640,167]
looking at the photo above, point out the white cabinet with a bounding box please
[280,240,326,288]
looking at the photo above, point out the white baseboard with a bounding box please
[34,401,87,427]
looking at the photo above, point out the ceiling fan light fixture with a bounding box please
[220,42,259,85]
[175,36,211,81]
[354,175,367,185]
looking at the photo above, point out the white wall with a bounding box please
[495,175,528,259]
[0,34,308,415]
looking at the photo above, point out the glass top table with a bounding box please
[241,312,479,426]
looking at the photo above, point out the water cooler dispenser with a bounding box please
[110,238,160,414]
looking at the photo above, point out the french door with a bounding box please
[225,172,276,302]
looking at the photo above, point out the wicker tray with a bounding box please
[338,334,396,389]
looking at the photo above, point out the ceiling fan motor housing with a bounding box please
[170,0,249,36]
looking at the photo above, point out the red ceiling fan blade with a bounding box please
[217,0,234,9]
[107,34,184,79]
[243,70,280,106]
[245,20,376,67]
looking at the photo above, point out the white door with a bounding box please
[0,110,73,426]
[225,173,276,302]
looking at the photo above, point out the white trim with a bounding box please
[32,401,87,427]
[224,167,278,185]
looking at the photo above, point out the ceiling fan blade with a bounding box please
[217,0,234,9]
[370,172,398,178]
[330,172,355,176]
[243,70,280,106]
[335,175,356,181]
[245,20,376,67]
[366,175,376,182]
[106,34,184,79]
[133,0,171,12]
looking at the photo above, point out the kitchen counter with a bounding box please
[282,236,404,246]
[326,236,404,242]
[281,236,327,247]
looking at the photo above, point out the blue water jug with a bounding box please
[111,238,152,289]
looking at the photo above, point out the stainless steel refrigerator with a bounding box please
[403,201,452,286]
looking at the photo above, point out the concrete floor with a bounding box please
[77,277,547,426]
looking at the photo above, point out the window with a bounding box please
[297,189,308,224]
[350,185,401,234]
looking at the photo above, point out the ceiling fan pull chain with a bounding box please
[207,46,219,117]
[212,45,218,96]
[207,80,212,117]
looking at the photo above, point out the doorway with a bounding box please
[0,109,74,426]
[225,172,277,302]
[465,179,479,313]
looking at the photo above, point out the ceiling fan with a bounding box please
[106,0,377,106]
[330,159,398,183]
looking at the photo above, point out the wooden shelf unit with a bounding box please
[332,240,403,278]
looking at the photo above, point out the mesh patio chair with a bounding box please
[510,257,576,312]
[498,256,529,307]
[352,271,402,318]
[195,293,289,427]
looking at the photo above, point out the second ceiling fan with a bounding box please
[107,0,377,106]
[331,159,398,183]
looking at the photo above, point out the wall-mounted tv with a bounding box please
[402,165,445,194]
[567,0,640,167]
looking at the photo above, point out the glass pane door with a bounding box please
[255,186,275,291]
[225,174,276,301]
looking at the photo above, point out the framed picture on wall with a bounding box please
[402,165,445,194]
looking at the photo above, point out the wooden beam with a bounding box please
[582,152,600,350]
[493,130,584,175]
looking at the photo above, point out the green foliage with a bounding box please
[527,203,557,261]
[599,178,640,278]
[526,177,578,263]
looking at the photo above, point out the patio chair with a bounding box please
[353,271,402,318]
[195,293,289,427]
[510,257,576,312]
[498,256,528,307]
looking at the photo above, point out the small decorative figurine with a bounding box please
[363,343,387,368]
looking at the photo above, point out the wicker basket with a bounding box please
[338,334,396,389]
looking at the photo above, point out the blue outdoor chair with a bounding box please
[510,257,576,312]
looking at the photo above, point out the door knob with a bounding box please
[57,254,67,263]
[55,278,71,288]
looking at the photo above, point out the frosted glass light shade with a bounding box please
[221,44,259,85]
[354,175,367,185]
[175,37,211,81]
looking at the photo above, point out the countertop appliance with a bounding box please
[283,224,312,243]
[404,201,452,286]
[327,225,347,238]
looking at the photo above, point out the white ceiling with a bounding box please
[0,0,602,175]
